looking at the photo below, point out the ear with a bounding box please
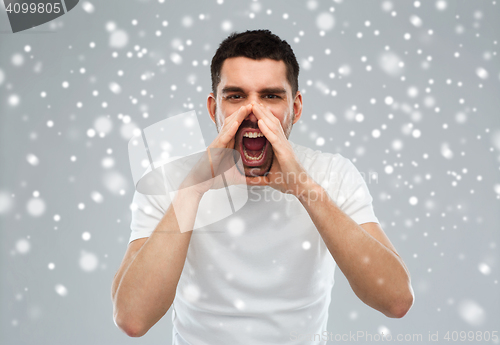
[292,91,303,124]
[207,93,216,124]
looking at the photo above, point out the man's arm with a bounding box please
[111,190,202,337]
[112,104,252,337]
[297,181,414,319]
[243,101,413,317]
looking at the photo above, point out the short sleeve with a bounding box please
[129,190,171,244]
[334,159,379,225]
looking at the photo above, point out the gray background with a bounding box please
[1,0,499,344]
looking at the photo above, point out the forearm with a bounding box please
[298,183,412,318]
[112,190,202,335]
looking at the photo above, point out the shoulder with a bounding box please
[131,189,170,213]
[289,140,352,174]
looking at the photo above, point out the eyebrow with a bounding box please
[221,86,287,95]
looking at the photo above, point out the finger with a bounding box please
[216,121,239,148]
[213,105,251,148]
[257,118,279,146]
[224,103,252,130]
[252,102,281,126]
[251,103,287,157]
[251,103,283,138]
[216,104,252,147]
[257,116,293,160]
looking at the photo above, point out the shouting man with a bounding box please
[112,29,414,345]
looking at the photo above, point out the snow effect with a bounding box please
[227,217,245,237]
[16,239,31,254]
[26,154,39,166]
[55,284,68,296]
[458,300,486,326]
[316,12,335,31]
[233,298,246,310]
[26,197,46,217]
[81,1,95,14]
[79,251,99,272]
[378,52,404,76]
[0,0,498,340]
[109,30,129,49]
[183,284,201,303]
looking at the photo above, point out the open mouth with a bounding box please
[238,128,269,167]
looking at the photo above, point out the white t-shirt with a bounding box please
[129,140,379,345]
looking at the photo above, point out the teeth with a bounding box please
[243,145,265,161]
[243,131,264,138]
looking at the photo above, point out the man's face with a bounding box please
[208,57,302,177]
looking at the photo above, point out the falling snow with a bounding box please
[79,251,99,272]
[0,0,499,342]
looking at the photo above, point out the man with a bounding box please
[111,29,414,344]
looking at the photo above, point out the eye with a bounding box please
[265,94,280,99]
[226,95,242,100]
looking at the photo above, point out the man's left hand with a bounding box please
[246,101,317,199]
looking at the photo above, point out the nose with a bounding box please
[244,100,259,124]
[245,112,258,124]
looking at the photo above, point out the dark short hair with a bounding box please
[210,29,300,100]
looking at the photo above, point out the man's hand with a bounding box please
[246,101,317,200]
[208,103,253,151]
[179,104,252,196]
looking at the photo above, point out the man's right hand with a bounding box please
[208,103,253,151]
[178,104,252,196]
